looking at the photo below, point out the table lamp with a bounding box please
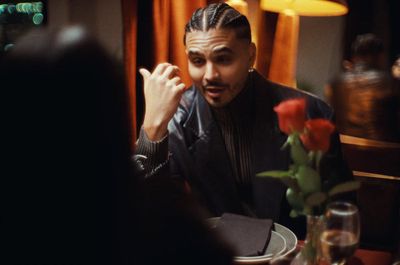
[226,0,260,45]
[260,0,348,87]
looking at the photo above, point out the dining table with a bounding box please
[349,248,393,265]
[268,241,395,265]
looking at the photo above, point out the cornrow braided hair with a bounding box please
[183,3,251,45]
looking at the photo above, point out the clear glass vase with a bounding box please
[291,215,323,265]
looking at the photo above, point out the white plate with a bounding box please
[207,217,298,264]
[274,223,298,257]
[234,230,286,264]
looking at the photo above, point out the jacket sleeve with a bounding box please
[133,88,195,180]
[134,127,170,179]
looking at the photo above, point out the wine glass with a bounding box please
[320,201,360,265]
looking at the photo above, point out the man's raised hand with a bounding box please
[139,63,186,141]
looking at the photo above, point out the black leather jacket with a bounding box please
[167,71,351,217]
[138,71,352,237]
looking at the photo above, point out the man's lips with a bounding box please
[204,85,228,98]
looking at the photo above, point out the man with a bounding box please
[326,33,400,142]
[136,3,350,237]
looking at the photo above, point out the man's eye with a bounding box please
[216,56,232,64]
[191,57,205,66]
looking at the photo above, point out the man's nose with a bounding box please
[204,63,219,81]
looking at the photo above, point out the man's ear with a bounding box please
[249,42,256,68]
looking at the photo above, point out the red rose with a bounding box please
[300,119,335,152]
[274,98,306,134]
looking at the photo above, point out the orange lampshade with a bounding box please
[261,0,348,87]
[260,0,347,17]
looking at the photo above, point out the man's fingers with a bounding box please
[167,77,186,92]
[153,63,170,76]
[139,68,151,80]
[141,63,185,93]
[169,76,182,85]
[176,83,186,92]
[161,65,180,79]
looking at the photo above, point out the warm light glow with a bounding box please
[268,10,299,87]
[225,0,248,16]
[260,0,348,17]
[262,0,348,87]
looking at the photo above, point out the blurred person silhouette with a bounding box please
[325,33,400,142]
[0,26,233,265]
[1,25,135,264]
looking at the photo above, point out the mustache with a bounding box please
[204,81,228,88]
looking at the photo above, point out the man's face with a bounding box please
[185,28,255,108]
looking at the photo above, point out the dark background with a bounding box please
[344,0,400,66]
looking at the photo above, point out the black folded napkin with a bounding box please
[214,213,273,257]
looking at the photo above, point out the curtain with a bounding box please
[121,0,138,143]
[121,0,209,141]
[255,10,277,78]
[152,0,208,86]
[121,0,275,142]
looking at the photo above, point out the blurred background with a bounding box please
[1,0,399,254]
[1,0,398,100]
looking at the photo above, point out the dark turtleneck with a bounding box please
[212,74,255,205]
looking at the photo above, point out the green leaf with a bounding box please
[256,170,291,178]
[280,134,295,150]
[289,209,299,218]
[280,177,300,192]
[305,192,327,207]
[308,150,315,159]
[286,188,304,210]
[291,141,309,165]
[287,134,295,145]
[315,151,323,171]
[328,181,361,197]
[257,171,300,191]
[295,165,321,195]
[289,164,299,175]
[280,140,290,150]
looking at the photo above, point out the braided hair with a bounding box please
[184,3,251,45]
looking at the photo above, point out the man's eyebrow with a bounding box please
[212,47,233,54]
[187,47,234,57]
[187,50,203,57]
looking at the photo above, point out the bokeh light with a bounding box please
[33,12,43,25]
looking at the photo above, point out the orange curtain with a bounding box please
[121,0,209,141]
[121,0,138,143]
[152,0,208,86]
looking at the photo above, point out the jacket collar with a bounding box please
[179,70,299,218]
[182,70,283,138]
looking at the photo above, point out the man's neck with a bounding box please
[211,73,254,124]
